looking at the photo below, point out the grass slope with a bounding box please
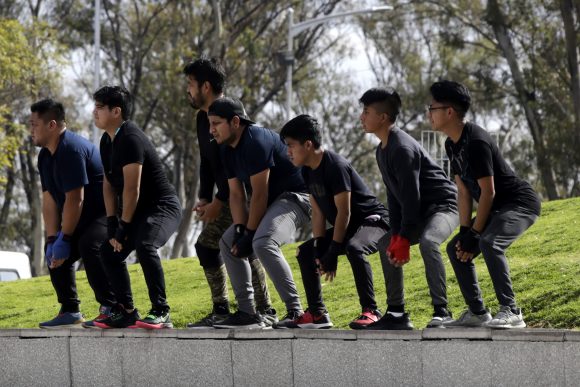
[1,197,578,330]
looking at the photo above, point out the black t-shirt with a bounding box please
[100,120,177,214]
[38,130,105,231]
[197,110,229,202]
[222,125,306,205]
[302,150,388,235]
[445,122,541,215]
[376,127,458,238]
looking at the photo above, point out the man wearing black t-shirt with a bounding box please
[207,98,310,329]
[30,99,117,329]
[359,88,459,330]
[429,80,541,328]
[182,58,273,328]
[92,86,182,329]
[279,114,390,329]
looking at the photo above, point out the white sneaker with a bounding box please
[487,305,526,329]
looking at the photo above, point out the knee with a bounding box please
[446,239,458,260]
[419,237,439,257]
[478,234,496,256]
[345,242,365,261]
[195,242,221,268]
[252,237,275,258]
[135,242,157,259]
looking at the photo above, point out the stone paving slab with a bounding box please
[422,327,491,340]
[70,337,123,386]
[232,340,293,386]
[491,328,565,342]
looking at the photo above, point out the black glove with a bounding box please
[233,228,255,258]
[459,225,470,235]
[313,237,326,260]
[107,216,119,239]
[233,224,246,245]
[320,241,342,273]
[114,220,131,243]
[457,228,480,254]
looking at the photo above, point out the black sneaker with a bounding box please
[187,312,230,329]
[93,307,141,329]
[365,312,414,330]
[273,309,303,329]
[213,310,265,329]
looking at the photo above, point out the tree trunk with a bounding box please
[486,0,559,200]
[559,0,580,168]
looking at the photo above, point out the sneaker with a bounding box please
[426,310,454,328]
[39,311,84,329]
[213,310,265,329]
[82,305,113,329]
[259,308,279,328]
[93,308,141,329]
[187,312,230,329]
[365,312,414,330]
[273,309,303,329]
[349,308,382,330]
[442,309,492,328]
[136,309,173,329]
[287,309,333,329]
[487,305,526,329]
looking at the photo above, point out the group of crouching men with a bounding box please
[32,58,540,331]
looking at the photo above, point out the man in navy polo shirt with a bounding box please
[30,98,117,328]
[208,97,310,329]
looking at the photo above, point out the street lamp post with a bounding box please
[92,0,101,144]
[284,5,393,119]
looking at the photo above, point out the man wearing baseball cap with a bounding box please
[207,97,309,328]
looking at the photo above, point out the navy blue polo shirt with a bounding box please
[38,129,105,231]
[222,125,306,205]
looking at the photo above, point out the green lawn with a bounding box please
[1,197,578,330]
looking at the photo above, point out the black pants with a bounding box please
[296,219,388,312]
[49,216,117,313]
[100,197,182,312]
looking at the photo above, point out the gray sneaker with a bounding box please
[259,308,279,328]
[487,305,526,329]
[426,315,454,328]
[187,312,229,329]
[442,309,492,328]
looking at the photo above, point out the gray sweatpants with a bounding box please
[378,210,459,308]
[220,192,310,314]
[446,207,538,312]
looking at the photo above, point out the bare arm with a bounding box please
[455,175,473,227]
[103,175,118,217]
[310,195,326,238]
[472,176,495,233]
[228,177,248,225]
[120,163,142,223]
[331,191,351,243]
[246,169,270,231]
[61,187,84,236]
[42,191,60,237]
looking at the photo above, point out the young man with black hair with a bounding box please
[182,58,274,328]
[429,80,541,328]
[92,86,182,329]
[30,98,117,328]
[359,87,459,330]
[279,114,390,329]
[207,97,310,329]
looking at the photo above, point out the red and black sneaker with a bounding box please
[82,305,113,329]
[289,309,333,329]
[349,308,382,330]
[93,307,141,329]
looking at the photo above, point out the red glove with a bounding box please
[386,234,399,257]
[390,236,410,264]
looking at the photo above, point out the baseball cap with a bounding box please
[208,97,255,125]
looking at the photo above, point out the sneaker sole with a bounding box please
[213,323,264,329]
[39,323,84,329]
[296,323,333,329]
[92,322,139,329]
[135,321,173,329]
[487,322,526,329]
[349,322,376,330]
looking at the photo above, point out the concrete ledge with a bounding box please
[1,328,578,386]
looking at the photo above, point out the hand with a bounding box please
[455,228,480,262]
[44,234,58,268]
[232,229,255,258]
[388,236,410,267]
[198,200,223,223]
[50,233,71,269]
[112,220,131,253]
[107,216,118,239]
[193,199,209,219]
[386,234,399,258]
[318,241,342,282]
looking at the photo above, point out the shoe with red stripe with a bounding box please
[289,309,333,329]
[349,308,382,330]
[135,309,173,329]
[82,305,113,329]
[93,307,140,329]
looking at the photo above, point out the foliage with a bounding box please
[0,197,578,330]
